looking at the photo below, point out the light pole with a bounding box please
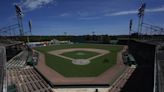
[29,20,32,35]
[15,4,24,36]
[25,20,32,44]
[128,19,133,52]
[27,20,32,43]
[138,3,146,39]
[129,19,133,40]
[92,31,95,41]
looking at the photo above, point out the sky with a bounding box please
[0,0,164,35]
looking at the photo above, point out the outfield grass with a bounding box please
[34,44,123,77]
[61,50,99,59]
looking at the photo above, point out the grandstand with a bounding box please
[156,45,164,92]
[7,67,52,92]
[121,40,155,92]
[5,46,53,92]
[0,33,53,92]
[0,47,6,92]
[0,4,54,91]
[109,67,135,92]
[118,40,164,92]
[6,50,28,69]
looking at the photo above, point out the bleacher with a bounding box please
[0,47,6,92]
[6,48,53,92]
[6,50,28,69]
[7,67,53,92]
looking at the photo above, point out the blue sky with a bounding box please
[0,0,164,35]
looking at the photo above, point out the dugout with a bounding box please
[26,51,38,66]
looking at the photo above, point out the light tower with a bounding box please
[27,20,32,43]
[15,4,24,36]
[92,31,95,41]
[29,19,32,35]
[129,19,133,35]
[128,19,133,51]
[129,19,133,40]
[138,3,146,39]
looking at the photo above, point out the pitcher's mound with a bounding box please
[76,52,85,55]
[72,59,90,65]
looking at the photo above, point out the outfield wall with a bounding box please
[120,40,156,92]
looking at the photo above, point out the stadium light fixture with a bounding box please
[15,4,23,16]
[14,4,24,36]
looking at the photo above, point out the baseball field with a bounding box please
[34,44,123,77]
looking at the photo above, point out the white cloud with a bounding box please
[108,10,137,16]
[106,6,164,16]
[79,16,101,20]
[146,7,164,12]
[18,0,55,10]
[60,13,71,17]
[77,12,90,17]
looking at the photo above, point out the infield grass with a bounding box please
[60,50,99,59]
